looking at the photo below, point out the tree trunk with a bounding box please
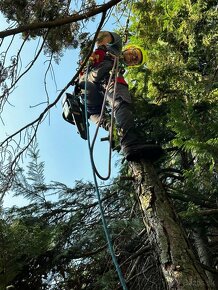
[130,160,213,289]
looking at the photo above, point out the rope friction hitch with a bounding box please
[62,84,87,140]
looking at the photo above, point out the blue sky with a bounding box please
[0,7,124,207]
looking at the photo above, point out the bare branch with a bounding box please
[0,31,49,112]
[0,11,107,195]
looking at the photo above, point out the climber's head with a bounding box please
[122,45,147,67]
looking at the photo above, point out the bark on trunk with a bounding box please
[130,160,213,289]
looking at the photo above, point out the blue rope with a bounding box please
[84,62,128,290]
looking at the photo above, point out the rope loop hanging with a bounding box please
[85,55,119,181]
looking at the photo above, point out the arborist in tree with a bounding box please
[63,31,163,162]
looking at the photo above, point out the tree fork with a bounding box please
[130,160,212,289]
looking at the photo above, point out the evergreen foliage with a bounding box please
[124,0,218,286]
[0,143,164,289]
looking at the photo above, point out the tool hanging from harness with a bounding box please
[62,84,87,140]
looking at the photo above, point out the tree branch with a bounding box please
[179,208,218,218]
[0,0,122,38]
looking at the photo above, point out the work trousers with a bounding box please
[78,61,139,148]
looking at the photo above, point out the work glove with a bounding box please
[89,45,107,66]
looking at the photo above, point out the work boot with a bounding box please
[122,143,164,162]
